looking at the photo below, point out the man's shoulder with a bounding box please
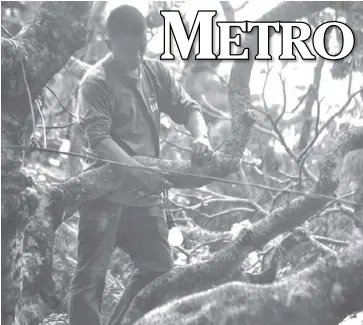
[143,57,162,68]
[142,57,174,81]
[80,54,111,89]
[144,57,175,73]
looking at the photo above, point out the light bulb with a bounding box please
[168,227,184,247]
[59,139,70,158]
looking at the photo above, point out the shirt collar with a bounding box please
[104,53,143,86]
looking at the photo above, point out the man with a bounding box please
[69,5,213,325]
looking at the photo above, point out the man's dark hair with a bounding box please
[106,5,147,38]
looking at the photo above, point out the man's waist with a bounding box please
[104,190,163,207]
[82,163,162,206]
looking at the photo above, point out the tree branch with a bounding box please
[1,2,92,107]
[135,240,363,325]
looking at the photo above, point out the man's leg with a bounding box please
[68,198,122,325]
[106,204,174,325]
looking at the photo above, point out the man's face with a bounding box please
[107,32,147,72]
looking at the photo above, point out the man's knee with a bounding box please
[136,246,174,275]
[70,266,107,295]
[132,266,170,288]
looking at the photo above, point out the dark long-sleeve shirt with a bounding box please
[77,53,201,206]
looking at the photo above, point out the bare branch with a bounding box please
[296,57,324,152]
[275,72,287,124]
[201,207,255,227]
[44,85,78,120]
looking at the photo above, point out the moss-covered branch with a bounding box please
[1,2,92,109]
[135,240,363,325]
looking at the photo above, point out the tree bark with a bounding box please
[1,2,92,111]
[1,2,92,324]
[134,239,363,325]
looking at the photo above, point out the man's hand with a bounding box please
[191,134,213,166]
[136,170,172,194]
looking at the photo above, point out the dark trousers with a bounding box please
[68,198,174,325]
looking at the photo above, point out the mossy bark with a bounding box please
[1,3,92,324]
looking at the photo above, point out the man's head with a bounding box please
[105,5,147,71]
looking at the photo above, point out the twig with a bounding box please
[189,237,230,255]
[314,92,322,137]
[312,235,349,247]
[269,181,296,212]
[298,91,324,183]
[253,123,278,140]
[275,72,287,124]
[1,24,13,38]
[308,191,357,222]
[34,100,47,148]
[194,188,226,198]
[174,246,191,263]
[301,229,338,256]
[44,85,78,120]
[291,89,310,113]
[251,165,297,186]
[36,122,77,129]
[277,169,300,181]
[202,197,268,214]
[261,62,273,112]
[257,136,274,200]
[201,207,254,227]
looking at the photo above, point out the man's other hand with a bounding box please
[191,134,213,166]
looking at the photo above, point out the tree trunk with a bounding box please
[1,2,92,324]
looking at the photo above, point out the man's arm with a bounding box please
[77,78,141,171]
[185,110,209,139]
[156,61,213,164]
[156,61,204,129]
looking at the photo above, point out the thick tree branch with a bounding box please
[51,153,243,228]
[1,2,92,109]
[135,240,363,325]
